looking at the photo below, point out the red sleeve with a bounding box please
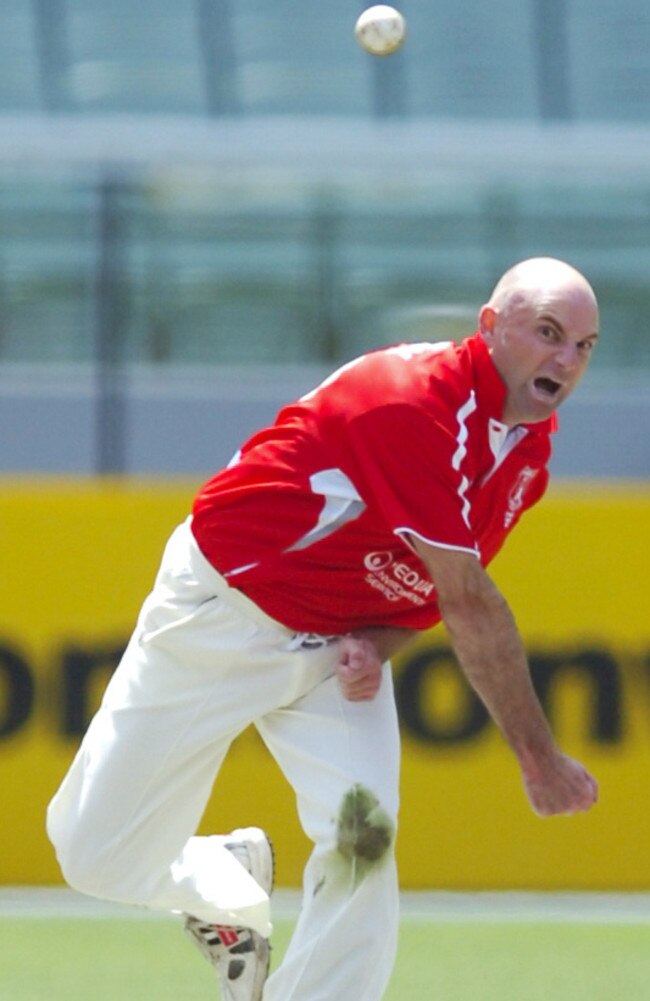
[343,402,479,555]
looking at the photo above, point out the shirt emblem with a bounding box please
[504,466,538,528]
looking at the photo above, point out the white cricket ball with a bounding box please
[354,5,406,57]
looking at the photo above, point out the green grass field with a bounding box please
[4,910,650,1001]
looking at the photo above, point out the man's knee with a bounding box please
[336,784,396,865]
[47,804,97,896]
[47,798,125,900]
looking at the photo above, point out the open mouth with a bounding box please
[533,377,562,397]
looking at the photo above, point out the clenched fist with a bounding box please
[521,751,599,817]
[335,636,384,702]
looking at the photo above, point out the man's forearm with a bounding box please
[410,538,597,815]
[438,574,557,766]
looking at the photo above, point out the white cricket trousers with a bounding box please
[47,518,401,1001]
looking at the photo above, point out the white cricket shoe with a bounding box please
[184,828,274,1001]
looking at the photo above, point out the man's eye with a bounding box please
[539,325,558,340]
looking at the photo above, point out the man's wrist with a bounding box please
[516,737,561,781]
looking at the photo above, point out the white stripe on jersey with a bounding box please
[285,468,365,553]
[451,391,478,530]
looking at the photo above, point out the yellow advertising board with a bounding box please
[1,479,649,889]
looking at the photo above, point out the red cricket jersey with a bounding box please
[192,334,556,633]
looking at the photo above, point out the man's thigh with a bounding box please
[257,663,400,848]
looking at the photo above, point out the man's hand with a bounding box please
[521,751,599,817]
[336,635,384,702]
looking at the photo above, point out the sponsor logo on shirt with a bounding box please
[363,551,434,606]
[364,551,394,572]
[504,466,538,528]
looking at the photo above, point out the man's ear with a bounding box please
[479,305,497,341]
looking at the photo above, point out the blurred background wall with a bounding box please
[0,0,649,475]
[1,0,649,889]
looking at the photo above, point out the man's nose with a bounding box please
[555,341,581,369]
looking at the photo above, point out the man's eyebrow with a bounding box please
[539,314,599,341]
[538,313,565,333]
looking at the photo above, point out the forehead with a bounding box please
[510,283,599,337]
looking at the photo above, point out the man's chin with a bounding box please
[509,394,558,426]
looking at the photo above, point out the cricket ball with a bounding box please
[354,5,406,56]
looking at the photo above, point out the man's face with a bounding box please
[480,285,599,426]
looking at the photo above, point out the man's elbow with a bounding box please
[435,565,505,624]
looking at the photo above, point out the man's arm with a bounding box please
[408,536,598,817]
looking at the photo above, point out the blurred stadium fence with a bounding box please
[2,1,650,474]
[6,0,650,122]
[1,118,650,475]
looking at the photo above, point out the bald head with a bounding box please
[487,257,599,323]
[479,257,599,426]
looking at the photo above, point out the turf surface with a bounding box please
[4,916,650,1001]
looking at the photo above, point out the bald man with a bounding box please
[48,257,599,1001]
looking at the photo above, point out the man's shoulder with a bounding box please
[296,337,477,428]
[360,338,473,399]
[369,338,464,369]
